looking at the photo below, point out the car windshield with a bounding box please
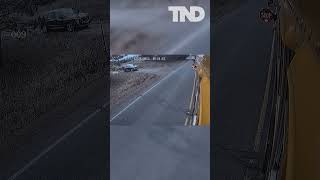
[73,8,80,14]
[125,64,134,68]
[47,12,56,19]
[56,8,79,16]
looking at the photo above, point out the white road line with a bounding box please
[110,61,190,121]
[8,108,102,180]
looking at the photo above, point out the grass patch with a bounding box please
[0,29,108,144]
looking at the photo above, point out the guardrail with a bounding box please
[185,59,199,126]
[262,18,291,180]
[185,55,210,126]
[260,1,320,179]
[249,1,293,179]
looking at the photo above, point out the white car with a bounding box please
[122,64,138,72]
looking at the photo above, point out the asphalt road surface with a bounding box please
[1,60,209,180]
[110,60,210,180]
[111,126,210,180]
[110,60,195,126]
[110,5,210,55]
[212,0,273,178]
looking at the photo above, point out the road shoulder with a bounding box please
[0,75,108,179]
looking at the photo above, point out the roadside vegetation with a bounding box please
[110,56,186,109]
[0,0,108,145]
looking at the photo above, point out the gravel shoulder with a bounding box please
[110,60,185,114]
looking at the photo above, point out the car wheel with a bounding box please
[66,22,75,32]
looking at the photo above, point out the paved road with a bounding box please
[212,0,273,178]
[11,111,109,180]
[111,126,210,180]
[110,4,210,55]
[0,78,109,180]
[110,60,210,180]
[111,60,195,126]
[1,60,208,180]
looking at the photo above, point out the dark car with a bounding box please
[45,8,91,32]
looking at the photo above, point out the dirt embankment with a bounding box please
[110,60,184,110]
[111,72,159,107]
[0,0,108,146]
